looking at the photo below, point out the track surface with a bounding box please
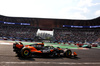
[0,44,100,66]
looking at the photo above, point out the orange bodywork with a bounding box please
[15,43,63,54]
[73,52,77,56]
[57,48,62,50]
[33,51,42,53]
[24,44,44,53]
[50,49,54,52]
[16,44,23,49]
[37,43,44,45]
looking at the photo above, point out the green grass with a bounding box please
[21,42,100,49]
[92,46,100,49]
[1,40,100,49]
[43,42,78,49]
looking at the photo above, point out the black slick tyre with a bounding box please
[21,48,31,58]
[64,49,72,58]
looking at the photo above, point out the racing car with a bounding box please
[76,42,84,47]
[81,42,91,48]
[13,42,77,58]
[91,43,98,47]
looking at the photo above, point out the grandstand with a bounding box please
[0,15,100,43]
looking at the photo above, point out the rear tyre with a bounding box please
[64,49,72,58]
[21,48,31,58]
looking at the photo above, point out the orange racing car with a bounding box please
[13,42,77,58]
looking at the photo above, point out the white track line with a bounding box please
[0,62,100,65]
[0,43,12,45]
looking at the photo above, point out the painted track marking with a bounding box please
[0,62,100,65]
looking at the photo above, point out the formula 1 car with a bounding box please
[91,43,98,47]
[76,42,84,47]
[13,42,77,58]
[82,44,91,48]
[82,43,91,48]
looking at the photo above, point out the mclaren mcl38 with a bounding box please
[13,42,77,58]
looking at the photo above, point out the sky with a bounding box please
[0,0,100,35]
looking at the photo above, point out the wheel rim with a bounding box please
[68,51,71,55]
[24,50,29,56]
[66,50,71,56]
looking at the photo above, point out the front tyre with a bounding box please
[21,48,31,58]
[64,49,72,58]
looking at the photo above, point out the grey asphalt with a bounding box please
[0,44,100,66]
